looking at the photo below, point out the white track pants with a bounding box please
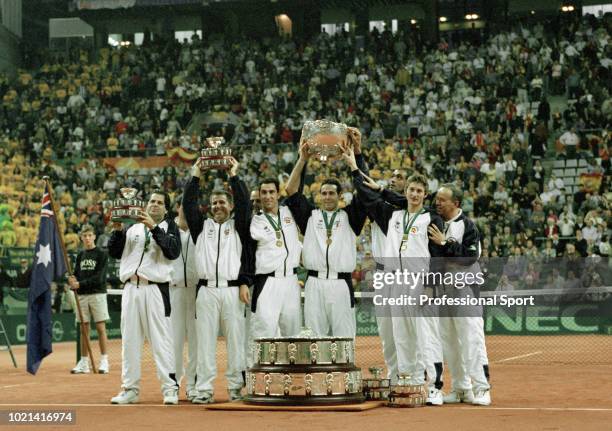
[195,287,245,393]
[421,305,444,390]
[170,285,197,394]
[392,313,425,385]
[376,316,398,384]
[304,277,355,338]
[250,275,301,340]
[440,316,490,392]
[120,282,177,394]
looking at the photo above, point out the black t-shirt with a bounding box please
[74,247,108,295]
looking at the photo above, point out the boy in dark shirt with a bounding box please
[68,225,109,374]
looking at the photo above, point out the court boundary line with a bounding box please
[0,404,611,412]
[493,351,543,363]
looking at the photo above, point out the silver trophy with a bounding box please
[245,330,364,406]
[387,374,426,408]
[301,120,348,162]
[110,188,145,224]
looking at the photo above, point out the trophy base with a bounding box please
[111,207,143,225]
[244,393,365,406]
[199,156,232,170]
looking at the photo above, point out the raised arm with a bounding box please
[343,147,396,234]
[183,161,206,243]
[284,142,315,233]
[228,157,252,242]
[285,141,309,197]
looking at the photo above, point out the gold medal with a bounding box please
[326,238,332,245]
[276,240,284,247]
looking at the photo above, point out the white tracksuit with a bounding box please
[302,208,357,338]
[169,227,198,395]
[249,206,302,341]
[382,209,439,386]
[109,220,180,395]
[439,210,490,393]
[194,217,246,393]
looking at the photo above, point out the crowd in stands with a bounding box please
[0,12,610,297]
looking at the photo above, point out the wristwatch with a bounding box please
[440,240,447,246]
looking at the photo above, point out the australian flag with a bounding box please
[26,184,67,375]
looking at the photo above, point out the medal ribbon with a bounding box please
[322,210,339,243]
[264,211,283,241]
[400,208,425,250]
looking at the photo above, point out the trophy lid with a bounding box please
[119,187,138,200]
[205,136,225,148]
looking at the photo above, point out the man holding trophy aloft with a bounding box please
[182,138,252,404]
[285,120,367,338]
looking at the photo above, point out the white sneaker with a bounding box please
[110,390,139,405]
[443,389,474,404]
[192,392,214,404]
[186,389,198,402]
[426,388,444,406]
[70,358,90,374]
[472,389,491,406]
[163,388,179,405]
[98,358,110,374]
[228,389,243,402]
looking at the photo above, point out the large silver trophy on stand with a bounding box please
[110,188,145,224]
[199,136,232,170]
[245,328,365,405]
[301,120,348,162]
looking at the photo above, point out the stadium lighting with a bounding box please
[561,5,575,12]
[531,10,535,15]
[465,14,479,20]
[439,16,447,22]
[410,19,417,25]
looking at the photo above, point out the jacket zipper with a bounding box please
[280,219,289,276]
[215,223,221,287]
[134,228,148,288]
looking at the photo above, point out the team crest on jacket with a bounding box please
[284,217,292,225]
[224,228,230,236]
[410,226,418,234]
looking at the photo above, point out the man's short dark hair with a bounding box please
[406,173,429,192]
[321,178,342,194]
[259,177,280,192]
[150,189,172,212]
[440,183,463,206]
[210,189,234,204]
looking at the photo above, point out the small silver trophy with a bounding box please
[110,188,145,224]
[199,136,232,170]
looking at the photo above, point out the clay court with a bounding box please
[2,335,611,430]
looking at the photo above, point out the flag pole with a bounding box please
[42,176,98,374]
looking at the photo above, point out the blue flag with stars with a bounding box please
[26,184,68,375]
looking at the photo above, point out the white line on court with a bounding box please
[494,351,543,363]
[0,404,610,412]
[1,383,38,389]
